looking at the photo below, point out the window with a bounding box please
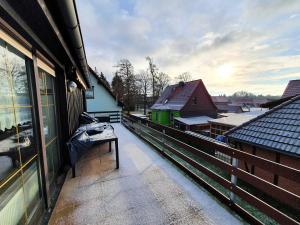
[193,97,197,104]
[85,86,94,99]
[0,39,42,225]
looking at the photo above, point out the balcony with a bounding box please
[48,123,244,225]
[48,115,300,225]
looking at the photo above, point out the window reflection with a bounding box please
[0,37,42,225]
[0,40,36,180]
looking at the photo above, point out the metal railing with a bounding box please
[88,111,121,123]
[122,113,300,225]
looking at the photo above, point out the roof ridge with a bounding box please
[225,94,300,136]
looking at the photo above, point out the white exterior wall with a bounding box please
[86,74,122,112]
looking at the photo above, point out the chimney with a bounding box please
[179,81,185,87]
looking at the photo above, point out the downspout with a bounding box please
[56,0,90,87]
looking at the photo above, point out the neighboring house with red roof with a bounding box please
[261,79,300,109]
[211,96,231,112]
[226,95,300,195]
[282,79,300,98]
[151,80,217,126]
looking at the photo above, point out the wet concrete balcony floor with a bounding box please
[48,124,245,225]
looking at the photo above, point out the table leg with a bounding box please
[115,139,119,169]
[109,141,112,152]
[72,165,76,178]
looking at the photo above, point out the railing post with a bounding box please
[137,119,142,135]
[230,152,238,204]
[162,129,166,152]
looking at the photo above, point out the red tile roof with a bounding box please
[282,80,300,98]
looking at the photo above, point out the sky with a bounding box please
[76,0,300,96]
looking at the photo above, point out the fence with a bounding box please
[88,111,121,123]
[122,113,300,225]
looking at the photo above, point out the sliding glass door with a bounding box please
[0,39,42,225]
[38,69,61,192]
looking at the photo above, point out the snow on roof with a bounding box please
[226,95,300,157]
[218,108,268,118]
[131,113,147,119]
[174,116,213,125]
[209,114,258,127]
[209,108,268,127]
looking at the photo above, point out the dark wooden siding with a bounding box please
[181,83,217,118]
[67,88,84,137]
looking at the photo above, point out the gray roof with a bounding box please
[175,116,213,125]
[151,79,216,111]
[226,95,300,157]
[209,114,260,127]
[151,80,200,110]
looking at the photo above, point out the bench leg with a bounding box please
[72,165,76,178]
[115,139,119,169]
[109,141,112,152]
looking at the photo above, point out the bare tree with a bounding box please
[116,59,136,111]
[146,56,159,103]
[157,72,170,96]
[176,72,192,82]
[136,70,151,115]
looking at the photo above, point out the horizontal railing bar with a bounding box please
[127,114,300,183]
[233,186,300,225]
[122,119,264,225]
[142,122,300,209]
[234,167,300,209]
[123,115,300,224]
[145,124,232,172]
[88,110,121,113]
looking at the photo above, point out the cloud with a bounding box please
[76,0,300,95]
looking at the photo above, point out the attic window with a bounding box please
[193,97,197,104]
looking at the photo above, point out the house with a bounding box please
[260,96,292,109]
[211,96,231,112]
[0,1,90,224]
[282,79,300,98]
[209,108,267,138]
[85,67,122,122]
[151,80,217,126]
[226,95,300,195]
[230,97,268,108]
[262,79,300,109]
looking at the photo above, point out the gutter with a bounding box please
[56,0,89,88]
[37,0,90,88]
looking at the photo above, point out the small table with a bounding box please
[72,136,119,177]
[69,123,119,178]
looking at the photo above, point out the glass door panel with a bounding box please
[38,69,60,190]
[0,38,42,225]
